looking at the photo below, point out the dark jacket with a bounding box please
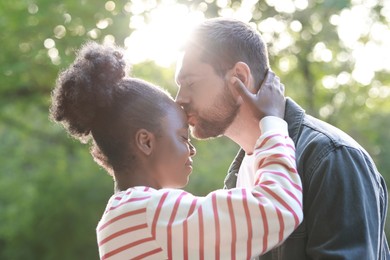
[224,98,390,259]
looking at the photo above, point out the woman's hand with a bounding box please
[230,70,286,120]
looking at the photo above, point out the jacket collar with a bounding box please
[284,98,306,144]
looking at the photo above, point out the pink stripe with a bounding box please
[107,196,151,212]
[151,192,169,238]
[283,187,303,210]
[111,190,133,201]
[133,248,163,260]
[257,133,285,148]
[286,143,295,150]
[262,185,300,227]
[257,142,296,157]
[241,189,252,259]
[101,237,154,259]
[110,188,136,201]
[167,192,186,259]
[255,170,302,192]
[98,223,147,246]
[255,143,296,168]
[266,152,296,165]
[257,153,297,174]
[183,199,198,260]
[198,206,204,260]
[227,191,236,259]
[212,193,220,260]
[98,208,146,231]
[266,150,296,165]
[275,206,284,242]
[259,160,297,174]
[254,192,269,254]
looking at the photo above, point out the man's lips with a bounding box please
[186,114,196,127]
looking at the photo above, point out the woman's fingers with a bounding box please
[230,76,254,104]
[256,71,285,118]
[229,70,286,119]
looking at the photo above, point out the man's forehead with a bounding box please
[177,70,198,81]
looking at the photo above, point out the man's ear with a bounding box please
[135,129,155,156]
[232,62,255,93]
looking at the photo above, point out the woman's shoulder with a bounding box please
[102,187,156,214]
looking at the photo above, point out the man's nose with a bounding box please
[175,86,190,105]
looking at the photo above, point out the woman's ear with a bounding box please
[135,129,155,156]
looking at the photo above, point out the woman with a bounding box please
[50,42,302,259]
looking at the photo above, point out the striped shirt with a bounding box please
[97,118,303,259]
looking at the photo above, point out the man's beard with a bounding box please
[190,83,240,139]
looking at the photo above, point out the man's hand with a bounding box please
[230,70,285,119]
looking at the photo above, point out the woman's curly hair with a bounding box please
[50,42,127,142]
[50,41,174,176]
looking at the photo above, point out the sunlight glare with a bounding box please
[124,3,205,67]
[105,1,116,12]
[335,3,390,84]
[122,0,390,83]
[266,0,296,13]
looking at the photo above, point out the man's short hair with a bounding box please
[184,18,270,86]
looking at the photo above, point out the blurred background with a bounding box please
[1,0,389,259]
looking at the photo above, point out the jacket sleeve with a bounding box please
[147,118,303,259]
[304,145,388,259]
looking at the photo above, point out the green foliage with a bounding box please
[0,95,113,259]
[1,0,389,258]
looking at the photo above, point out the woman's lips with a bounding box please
[185,158,193,166]
[185,159,193,170]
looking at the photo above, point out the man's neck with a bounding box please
[224,108,261,155]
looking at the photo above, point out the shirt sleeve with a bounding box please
[259,116,288,136]
[146,118,303,259]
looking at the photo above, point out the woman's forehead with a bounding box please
[176,104,189,127]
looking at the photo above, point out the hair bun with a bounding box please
[82,42,126,88]
[50,41,128,142]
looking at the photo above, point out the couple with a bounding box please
[50,18,389,259]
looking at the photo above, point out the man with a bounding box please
[175,17,389,259]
